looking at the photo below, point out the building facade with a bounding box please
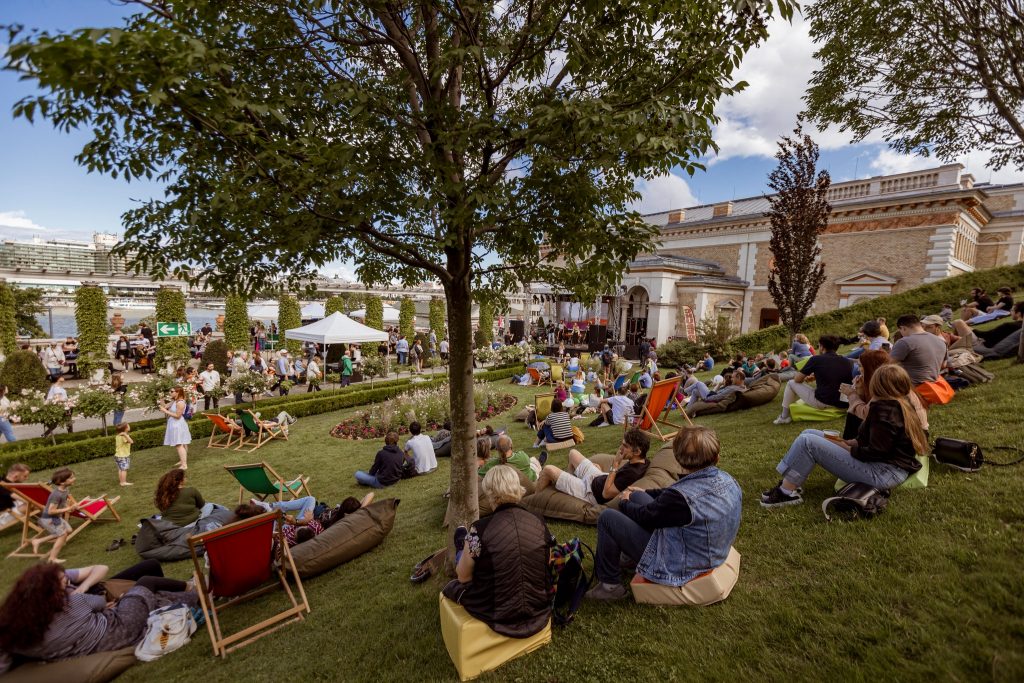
[612,163,1024,344]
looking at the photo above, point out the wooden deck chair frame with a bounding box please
[235,409,288,452]
[224,461,312,504]
[2,482,121,558]
[205,413,243,449]
[526,367,551,387]
[188,511,310,657]
[626,377,692,442]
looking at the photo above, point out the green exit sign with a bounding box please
[156,322,192,337]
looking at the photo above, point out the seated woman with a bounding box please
[234,493,375,546]
[841,350,929,440]
[443,466,552,637]
[0,560,195,671]
[553,380,568,404]
[154,469,222,528]
[570,369,586,395]
[533,398,574,447]
[586,425,741,600]
[789,333,813,359]
[762,364,928,507]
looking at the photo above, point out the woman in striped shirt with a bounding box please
[533,399,574,447]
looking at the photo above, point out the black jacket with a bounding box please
[850,399,922,473]
[369,444,409,486]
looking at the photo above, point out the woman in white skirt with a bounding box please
[160,387,192,470]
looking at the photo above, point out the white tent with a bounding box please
[349,305,400,325]
[283,312,387,345]
[301,302,326,319]
[247,301,327,320]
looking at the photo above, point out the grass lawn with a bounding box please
[1,360,1022,682]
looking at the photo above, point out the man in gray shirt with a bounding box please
[890,314,948,384]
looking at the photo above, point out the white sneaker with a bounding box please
[773,415,792,425]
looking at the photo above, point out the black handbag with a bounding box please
[930,438,1024,472]
[821,482,890,521]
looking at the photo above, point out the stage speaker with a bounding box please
[588,324,607,346]
[509,320,525,343]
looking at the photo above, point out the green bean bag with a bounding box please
[789,399,846,422]
[835,455,930,491]
[290,498,398,579]
[2,648,136,683]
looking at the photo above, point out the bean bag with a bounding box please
[602,444,680,512]
[734,375,781,409]
[789,400,846,422]
[685,391,739,417]
[2,647,136,683]
[835,454,930,491]
[135,506,236,562]
[478,470,536,518]
[514,408,531,422]
[290,498,399,579]
[439,594,551,682]
[433,437,453,458]
[631,546,741,606]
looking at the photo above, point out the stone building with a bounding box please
[612,163,1024,344]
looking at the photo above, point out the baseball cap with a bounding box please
[920,315,945,326]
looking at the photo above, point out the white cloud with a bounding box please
[631,173,697,214]
[0,210,49,232]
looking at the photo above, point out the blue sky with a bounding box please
[2,1,1021,276]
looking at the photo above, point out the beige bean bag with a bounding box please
[2,648,136,683]
[290,498,398,578]
[630,546,741,606]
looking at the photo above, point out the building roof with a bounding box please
[627,252,725,274]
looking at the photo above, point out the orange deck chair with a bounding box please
[206,413,244,449]
[188,511,310,657]
[626,377,692,442]
[2,482,121,559]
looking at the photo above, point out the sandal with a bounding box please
[105,538,125,552]
[410,548,447,584]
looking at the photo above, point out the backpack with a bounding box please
[134,603,197,661]
[821,482,890,521]
[548,538,594,626]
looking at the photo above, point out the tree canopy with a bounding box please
[805,0,1024,171]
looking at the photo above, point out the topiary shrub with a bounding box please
[74,285,110,377]
[476,299,494,345]
[0,349,49,394]
[154,287,190,367]
[325,295,346,316]
[399,297,416,342]
[0,282,18,357]
[429,298,446,339]
[656,338,704,370]
[364,296,384,348]
[203,338,229,375]
[278,294,302,355]
[224,293,250,350]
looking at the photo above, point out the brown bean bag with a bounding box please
[2,647,136,683]
[734,374,781,409]
[519,487,603,525]
[290,498,398,578]
[603,443,680,511]
[685,391,738,417]
[478,469,536,517]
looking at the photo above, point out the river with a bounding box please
[35,306,227,339]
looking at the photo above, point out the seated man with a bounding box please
[479,435,542,482]
[590,385,635,427]
[238,493,375,546]
[774,335,853,425]
[685,369,747,408]
[586,425,741,601]
[405,421,438,474]
[534,429,650,506]
[355,431,412,488]
[889,315,948,385]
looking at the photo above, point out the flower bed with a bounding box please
[330,383,517,440]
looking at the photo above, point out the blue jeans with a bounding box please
[537,424,558,443]
[684,381,710,401]
[845,347,865,360]
[354,471,385,488]
[594,492,655,584]
[397,351,407,365]
[0,418,15,442]
[268,495,317,520]
[776,430,908,489]
[113,410,125,426]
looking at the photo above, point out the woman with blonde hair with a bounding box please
[442,466,552,637]
[763,364,928,507]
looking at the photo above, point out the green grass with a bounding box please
[1,367,1023,682]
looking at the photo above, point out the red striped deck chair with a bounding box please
[188,511,310,657]
[206,413,244,449]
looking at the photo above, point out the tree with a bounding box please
[154,287,190,367]
[429,298,447,340]
[74,285,110,377]
[12,287,45,338]
[324,295,346,317]
[8,0,793,530]
[0,349,49,394]
[476,299,494,346]
[0,282,18,357]
[223,293,249,350]
[805,0,1024,172]
[278,293,302,355]
[766,125,831,336]
[364,296,384,345]
[399,298,416,343]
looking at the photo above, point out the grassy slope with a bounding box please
[0,368,1022,682]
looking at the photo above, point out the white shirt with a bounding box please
[405,434,437,474]
[608,395,634,424]
[440,340,449,353]
[307,359,320,379]
[199,370,221,391]
[0,395,10,418]
[47,385,68,402]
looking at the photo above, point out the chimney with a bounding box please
[960,173,975,189]
[713,201,733,218]
[667,209,685,224]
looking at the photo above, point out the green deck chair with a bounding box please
[237,409,288,452]
[224,461,312,504]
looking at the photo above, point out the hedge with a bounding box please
[728,263,1024,357]
[0,366,518,471]
[224,294,249,350]
[154,287,189,366]
[365,296,384,332]
[0,282,18,356]
[278,294,302,355]
[399,297,416,341]
[75,285,110,377]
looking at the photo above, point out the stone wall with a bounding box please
[660,244,742,276]
[976,232,1010,270]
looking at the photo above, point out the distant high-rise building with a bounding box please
[0,233,133,275]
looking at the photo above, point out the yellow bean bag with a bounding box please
[630,546,741,606]
[788,399,846,422]
[439,594,552,681]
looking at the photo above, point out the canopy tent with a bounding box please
[349,305,401,325]
[247,301,327,321]
[283,312,387,345]
[301,302,326,319]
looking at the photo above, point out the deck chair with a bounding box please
[206,413,243,449]
[526,367,550,387]
[613,374,628,392]
[579,352,590,363]
[236,410,288,452]
[224,462,312,504]
[534,393,555,424]
[549,363,564,383]
[188,511,310,657]
[626,377,692,442]
[2,482,121,558]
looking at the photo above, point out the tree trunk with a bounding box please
[444,275,480,533]
[101,415,108,437]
